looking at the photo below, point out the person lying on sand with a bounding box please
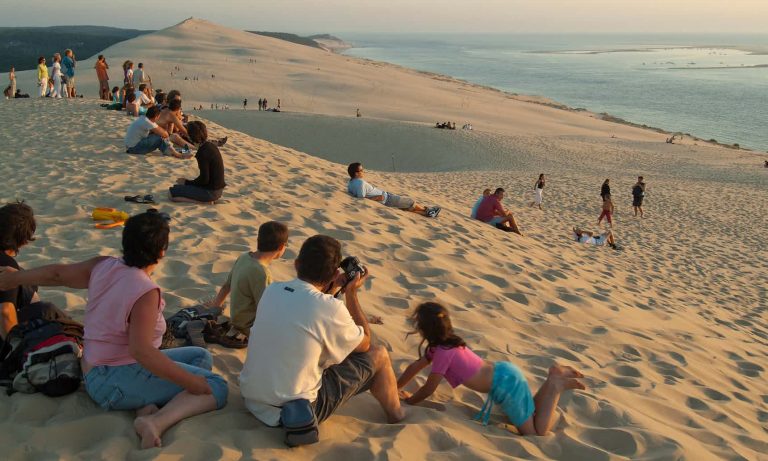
[0,211,228,449]
[169,122,226,203]
[125,106,187,158]
[347,162,441,218]
[475,188,523,235]
[240,235,406,435]
[397,302,585,435]
[573,227,618,249]
[204,221,288,348]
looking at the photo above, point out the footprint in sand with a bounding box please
[735,360,764,378]
[543,301,567,315]
[702,387,731,402]
[505,292,529,306]
[480,274,509,289]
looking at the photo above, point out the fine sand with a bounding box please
[1,18,767,461]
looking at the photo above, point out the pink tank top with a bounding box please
[427,345,484,388]
[83,257,166,366]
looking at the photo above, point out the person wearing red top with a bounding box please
[475,188,523,235]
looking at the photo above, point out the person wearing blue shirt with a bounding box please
[62,49,76,98]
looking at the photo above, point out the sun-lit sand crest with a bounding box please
[0,18,766,461]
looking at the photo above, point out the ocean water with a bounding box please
[342,34,768,151]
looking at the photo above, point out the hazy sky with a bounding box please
[2,0,767,34]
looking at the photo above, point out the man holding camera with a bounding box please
[240,235,405,431]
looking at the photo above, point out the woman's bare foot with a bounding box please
[134,416,162,449]
[136,404,159,417]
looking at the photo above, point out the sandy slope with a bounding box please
[0,18,766,461]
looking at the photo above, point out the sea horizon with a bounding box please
[342,32,768,152]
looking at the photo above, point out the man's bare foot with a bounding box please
[136,404,159,417]
[387,407,406,423]
[134,416,162,449]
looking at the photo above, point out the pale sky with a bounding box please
[2,0,767,34]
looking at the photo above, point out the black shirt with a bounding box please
[186,141,226,190]
[600,183,611,199]
[0,252,37,313]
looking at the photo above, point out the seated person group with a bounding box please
[0,202,584,449]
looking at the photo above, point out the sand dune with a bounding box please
[0,18,766,461]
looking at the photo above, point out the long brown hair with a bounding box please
[408,302,466,359]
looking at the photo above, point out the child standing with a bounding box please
[397,302,585,435]
[598,194,614,227]
[205,221,288,348]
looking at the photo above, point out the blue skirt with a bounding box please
[475,362,535,427]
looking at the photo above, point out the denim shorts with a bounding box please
[83,347,228,410]
[126,134,169,155]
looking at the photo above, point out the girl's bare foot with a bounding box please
[548,364,584,379]
[134,416,162,449]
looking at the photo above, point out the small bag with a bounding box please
[281,399,319,447]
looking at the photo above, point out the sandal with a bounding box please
[124,194,157,204]
[217,329,249,349]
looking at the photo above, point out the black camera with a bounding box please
[340,256,366,280]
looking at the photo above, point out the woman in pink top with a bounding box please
[397,302,585,435]
[0,211,227,449]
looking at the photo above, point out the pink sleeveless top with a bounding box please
[83,257,166,366]
[426,345,484,388]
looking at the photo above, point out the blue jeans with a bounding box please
[84,347,228,410]
[126,134,169,155]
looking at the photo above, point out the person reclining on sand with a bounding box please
[204,221,288,348]
[572,227,618,249]
[475,188,523,235]
[347,162,441,218]
[470,188,491,219]
[0,211,228,449]
[239,235,405,433]
[125,106,187,158]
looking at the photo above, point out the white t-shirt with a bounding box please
[348,178,388,203]
[134,68,147,84]
[124,116,158,148]
[470,195,484,219]
[135,90,153,105]
[240,278,364,426]
[51,62,61,78]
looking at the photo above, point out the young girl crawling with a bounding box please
[397,302,586,435]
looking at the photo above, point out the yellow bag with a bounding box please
[92,208,129,228]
